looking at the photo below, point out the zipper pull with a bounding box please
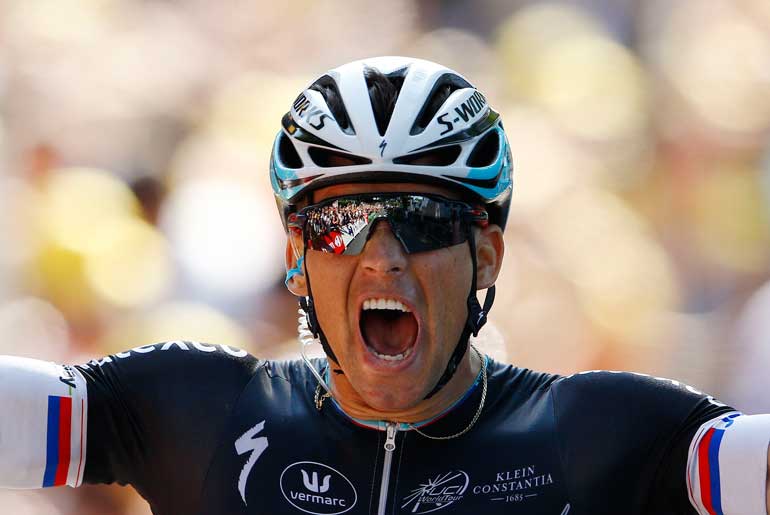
[384,422,397,452]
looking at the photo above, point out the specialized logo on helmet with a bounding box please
[280,461,357,515]
[401,470,469,513]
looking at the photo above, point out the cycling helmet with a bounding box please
[271,56,513,399]
[271,56,513,230]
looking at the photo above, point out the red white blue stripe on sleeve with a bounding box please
[43,395,86,487]
[687,412,770,515]
[0,358,88,489]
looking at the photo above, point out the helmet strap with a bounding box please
[423,228,495,399]
[299,249,343,369]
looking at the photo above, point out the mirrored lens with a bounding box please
[296,194,478,255]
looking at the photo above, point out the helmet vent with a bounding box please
[393,145,461,166]
[365,67,407,136]
[466,129,499,168]
[310,75,354,134]
[308,147,372,167]
[410,74,473,135]
[278,133,303,169]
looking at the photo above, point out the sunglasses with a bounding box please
[288,193,488,255]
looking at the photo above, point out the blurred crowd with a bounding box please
[1,0,770,513]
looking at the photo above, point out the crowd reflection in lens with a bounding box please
[306,200,382,254]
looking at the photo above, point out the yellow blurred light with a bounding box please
[33,243,96,318]
[498,2,602,88]
[209,72,306,144]
[692,165,770,272]
[656,2,770,133]
[538,187,678,341]
[531,35,648,141]
[168,73,304,186]
[40,167,140,253]
[496,3,648,142]
[102,302,250,354]
[84,218,172,308]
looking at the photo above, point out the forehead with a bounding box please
[312,182,461,203]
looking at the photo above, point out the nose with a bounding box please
[360,220,408,274]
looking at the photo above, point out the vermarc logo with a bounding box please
[280,461,357,515]
[302,470,331,493]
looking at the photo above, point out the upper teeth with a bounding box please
[362,298,410,312]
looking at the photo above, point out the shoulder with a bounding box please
[485,359,561,412]
[553,370,719,402]
[77,341,264,391]
[550,370,729,428]
[488,360,561,392]
[85,340,259,365]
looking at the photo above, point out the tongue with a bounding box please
[361,310,418,356]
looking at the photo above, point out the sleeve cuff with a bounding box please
[687,412,770,515]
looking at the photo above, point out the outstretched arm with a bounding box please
[0,356,87,489]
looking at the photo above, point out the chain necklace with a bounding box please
[407,345,487,440]
[314,384,331,410]
[314,345,488,441]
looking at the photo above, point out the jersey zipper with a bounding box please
[377,422,398,515]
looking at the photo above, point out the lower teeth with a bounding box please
[369,346,412,361]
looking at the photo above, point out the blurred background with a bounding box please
[1,0,769,512]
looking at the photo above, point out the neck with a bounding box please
[327,349,483,424]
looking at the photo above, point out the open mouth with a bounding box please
[359,298,419,362]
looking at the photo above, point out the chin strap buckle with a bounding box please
[467,285,496,337]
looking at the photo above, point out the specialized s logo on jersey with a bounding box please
[235,420,269,506]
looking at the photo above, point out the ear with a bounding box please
[285,234,308,296]
[475,224,504,290]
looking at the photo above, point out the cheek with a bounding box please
[305,252,357,328]
[417,248,473,323]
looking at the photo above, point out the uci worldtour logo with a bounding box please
[280,461,357,515]
[401,470,469,513]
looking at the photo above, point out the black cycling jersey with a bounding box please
[75,342,733,515]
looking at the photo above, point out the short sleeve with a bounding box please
[551,371,735,514]
[77,341,260,514]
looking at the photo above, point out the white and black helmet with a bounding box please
[271,56,513,229]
